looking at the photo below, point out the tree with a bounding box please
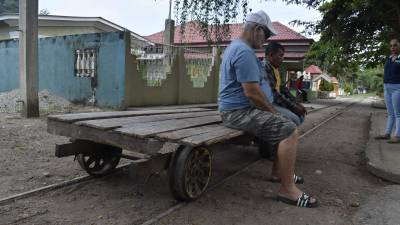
[0,0,18,14]
[174,0,249,42]
[308,0,400,68]
[292,0,399,88]
[1,0,50,16]
[357,66,384,94]
[173,0,399,67]
[319,79,334,92]
[172,0,397,93]
[304,39,360,84]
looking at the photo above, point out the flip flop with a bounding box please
[374,134,391,140]
[270,174,304,184]
[388,137,400,144]
[277,192,319,208]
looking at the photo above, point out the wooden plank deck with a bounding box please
[75,111,219,130]
[48,108,212,123]
[47,109,245,154]
[127,103,217,111]
[156,124,223,140]
[115,115,222,138]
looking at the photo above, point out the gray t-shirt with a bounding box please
[219,39,273,111]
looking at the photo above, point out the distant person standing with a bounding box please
[295,76,309,103]
[375,38,400,143]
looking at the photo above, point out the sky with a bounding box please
[39,0,321,38]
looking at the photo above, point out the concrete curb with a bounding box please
[371,101,386,109]
[365,112,400,184]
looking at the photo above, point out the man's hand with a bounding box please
[242,82,278,114]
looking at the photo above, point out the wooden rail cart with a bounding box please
[47,107,268,201]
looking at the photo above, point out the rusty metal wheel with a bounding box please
[77,146,121,177]
[168,146,212,201]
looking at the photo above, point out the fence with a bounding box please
[124,40,220,107]
[0,31,220,108]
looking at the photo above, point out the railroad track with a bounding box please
[0,98,355,208]
[140,99,359,225]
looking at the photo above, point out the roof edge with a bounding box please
[0,13,154,45]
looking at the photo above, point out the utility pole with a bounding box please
[164,0,175,48]
[163,0,175,72]
[19,0,39,117]
[168,0,172,20]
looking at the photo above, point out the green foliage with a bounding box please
[319,79,334,91]
[0,0,18,14]
[171,0,399,73]
[303,0,400,69]
[300,0,399,89]
[304,39,360,83]
[174,0,249,43]
[357,66,384,94]
[343,83,352,94]
[1,1,48,15]
[172,0,321,43]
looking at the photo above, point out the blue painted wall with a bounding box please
[0,40,19,91]
[0,32,126,108]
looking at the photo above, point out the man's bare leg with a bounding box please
[276,129,315,202]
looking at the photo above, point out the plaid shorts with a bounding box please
[220,107,296,146]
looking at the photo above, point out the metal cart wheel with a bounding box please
[168,146,212,201]
[77,146,122,177]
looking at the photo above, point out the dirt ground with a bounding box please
[155,98,387,225]
[0,104,107,199]
[0,112,81,198]
[0,96,390,225]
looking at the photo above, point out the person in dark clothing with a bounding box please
[264,42,307,126]
[295,76,309,103]
[374,38,400,143]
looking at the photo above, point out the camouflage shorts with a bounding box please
[220,107,296,146]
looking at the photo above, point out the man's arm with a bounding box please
[273,90,296,111]
[275,87,307,116]
[242,82,278,114]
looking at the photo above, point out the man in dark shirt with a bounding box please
[264,42,307,126]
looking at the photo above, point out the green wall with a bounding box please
[123,41,220,107]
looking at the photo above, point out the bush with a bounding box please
[375,83,384,96]
[344,83,352,94]
[319,79,334,91]
[358,66,384,94]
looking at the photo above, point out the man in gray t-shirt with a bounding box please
[219,39,273,111]
[219,10,318,208]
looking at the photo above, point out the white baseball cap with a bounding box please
[246,10,277,36]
